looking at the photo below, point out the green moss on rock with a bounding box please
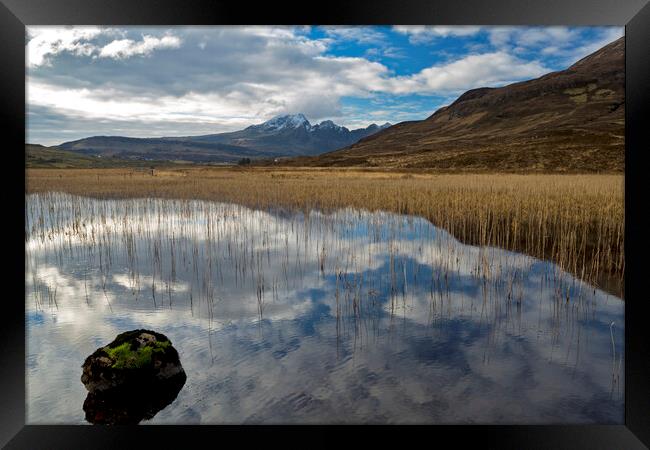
[104,338,172,369]
[105,342,147,369]
[106,329,170,349]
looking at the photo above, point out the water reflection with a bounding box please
[25,192,624,424]
[83,372,187,425]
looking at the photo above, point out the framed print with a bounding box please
[2,0,649,448]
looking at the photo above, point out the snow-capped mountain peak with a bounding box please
[247,114,389,137]
[261,113,311,131]
[317,120,341,130]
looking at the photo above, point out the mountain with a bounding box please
[183,114,391,157]
[293,37,624,172]
[57,115,391,163]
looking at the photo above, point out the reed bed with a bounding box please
[25,167,624,296]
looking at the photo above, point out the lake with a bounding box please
[25,192,624,424]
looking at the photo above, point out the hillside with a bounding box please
[57,137,265,163]
[292,37,624,172]
[25,144,177,168]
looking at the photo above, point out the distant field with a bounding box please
[25,144,188,169]
[26,167,624,296]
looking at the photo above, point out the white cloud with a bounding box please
[486,26,623,66]
[394,26,482,44]
[98,34,181,59]
[321,26,388,45]
[27,26,105,67]
[28,47,548,138]
[388,51,549,94]
[555,27,624,64]
[27,78,265,127]
[487,26,578,50]
[26,26,182,67]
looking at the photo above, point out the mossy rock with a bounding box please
[80,329,187,424]
[81,329,185,394]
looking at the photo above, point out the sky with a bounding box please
[26,25,623,146]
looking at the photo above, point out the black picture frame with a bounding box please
[3,0,649,448]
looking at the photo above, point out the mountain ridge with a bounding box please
[56,116,392,163]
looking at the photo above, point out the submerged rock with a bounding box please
[80,329,186,424]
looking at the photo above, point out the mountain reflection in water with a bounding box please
[25,193,624,424]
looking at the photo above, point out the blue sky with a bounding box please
[26,25,623,145]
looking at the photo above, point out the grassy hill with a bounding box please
[25,144,194,168]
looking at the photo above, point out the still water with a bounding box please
[25,192,624,424]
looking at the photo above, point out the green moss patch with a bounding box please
[108,329,169,348]
[105,342,151,369]
[153,340,171,353]
[104,337,172,370]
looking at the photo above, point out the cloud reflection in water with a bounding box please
[25,193,624,424]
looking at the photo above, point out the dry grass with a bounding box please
[25,167,624,296]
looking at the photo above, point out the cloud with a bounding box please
[27,26,105,67]
[487,26,579,50]
[27,26,183,68]
[324,27,406,61]
[28,46,548,144]
[26,26,617,144]
[486,26,623,66]
[321,26,388,45]
[543,27,624,64]
[98,34,181,59]
[365,46,406,60]
[388,51,549,94]
[393,26,482,44]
